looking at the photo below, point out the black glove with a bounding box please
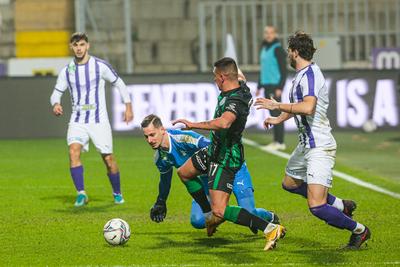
[150,199,167,223]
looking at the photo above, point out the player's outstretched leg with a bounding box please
[282,181,357,217]
[223,205,286,250]
[307,184,370,249]
[235,188,278,234]
[102,154,124,204]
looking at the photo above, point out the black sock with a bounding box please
[237,208,269,231]
[191,189,211,213]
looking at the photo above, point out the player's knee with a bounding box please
[282,183,292,192]
[177,168,189,181]
[69,147,81,163]
[190,214,205,229]
[282,182,299,194]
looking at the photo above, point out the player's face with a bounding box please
[264,26,276,43]
[71,40,90,60]
[143,124,165,149]
[287,48,297,69]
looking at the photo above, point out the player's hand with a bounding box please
[264,116,281,130]
[124,104,134,124]
[150,200,167,223]
[52,103,63,116]
[171,119,193,130]
[254,97,279,111]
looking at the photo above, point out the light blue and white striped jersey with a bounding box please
[52,56,130,124]
[289,63,336,149]
[154,129,209,174]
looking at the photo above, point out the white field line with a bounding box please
[242,138,400,200]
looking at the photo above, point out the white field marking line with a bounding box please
[242,138,400,200]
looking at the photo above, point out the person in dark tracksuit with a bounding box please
[257,26,287,151]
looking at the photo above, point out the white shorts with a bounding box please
[67,122,113,154]
[285,144,336,188]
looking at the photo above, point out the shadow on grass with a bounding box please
[387,136,400,142]
[141,231,261,264]
[41,194,121,213]
[287,236,350,265]
[40,194,129,214]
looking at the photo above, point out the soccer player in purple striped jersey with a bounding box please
[50,32,133,207]
[255,31,370,249]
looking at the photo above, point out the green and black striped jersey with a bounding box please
[208,81,253,169]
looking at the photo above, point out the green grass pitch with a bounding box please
[1,131,400,266]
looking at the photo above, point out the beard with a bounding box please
[289,57,297,69]
[74,51,87,62]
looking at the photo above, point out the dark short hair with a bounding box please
[141,114,163,128]
[213,57,238,80]
[70,32,89,44]
[287,31,316,61]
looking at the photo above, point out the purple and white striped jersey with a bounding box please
[289,63,336,149]
[50,56,131,124]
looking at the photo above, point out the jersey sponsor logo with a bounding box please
[236,180,244,186]
[73,104,97,111]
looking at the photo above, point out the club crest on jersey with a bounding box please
[68,62,76,73]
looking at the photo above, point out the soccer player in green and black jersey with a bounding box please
[173,57,286,251]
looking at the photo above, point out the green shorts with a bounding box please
[191,147,238,194]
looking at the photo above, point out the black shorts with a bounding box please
[191,147,236,194]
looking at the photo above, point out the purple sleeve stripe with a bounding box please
[111,77,119,84]
[96,57,119,79]
[305,66,315,96]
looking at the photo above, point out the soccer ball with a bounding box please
[103,218,131,245]
[362,119,377,133]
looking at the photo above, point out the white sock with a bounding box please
[332,197,344,211]
[204,211,212,220]
[352,223,365,234]
[263,223,277,234]
[78,190,86,195]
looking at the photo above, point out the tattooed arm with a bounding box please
[172,111,236,131]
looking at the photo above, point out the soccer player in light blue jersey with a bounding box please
[141,114,279,233]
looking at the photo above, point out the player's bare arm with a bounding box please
[172,111,236,131]
[124,103,134,123]
[255,96,316,115]
[52,103,63,116]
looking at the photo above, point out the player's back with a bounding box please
[154,129,207,171]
